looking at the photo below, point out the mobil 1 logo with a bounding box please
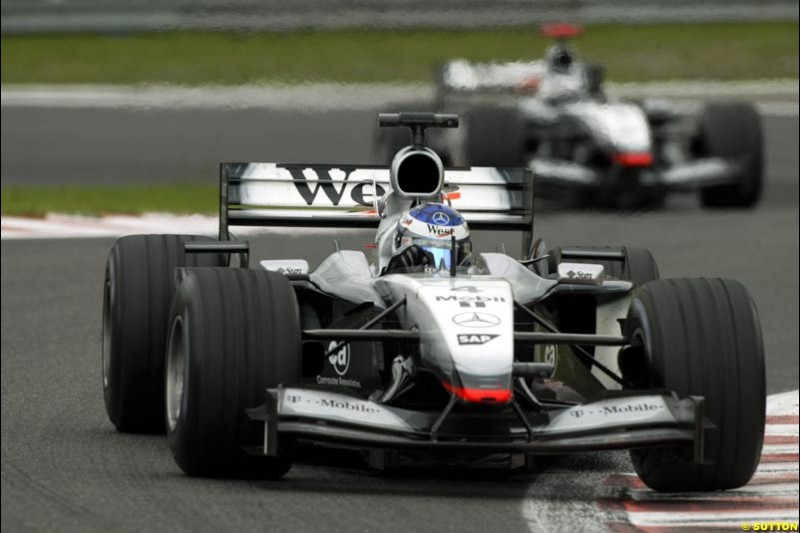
[436,287,506,308]
[457,334,499,346]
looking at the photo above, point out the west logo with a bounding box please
[283,166,386,207]
[457,334,499,345]
[427,224,454,237]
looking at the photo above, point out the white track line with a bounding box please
[1,81,797,116]
[768,390,800,415]
[766,424,800,437]
[0,83,431,112]
[1,213,373,240]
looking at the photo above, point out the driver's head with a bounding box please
[547,46,574,73]
[386,203,471,274]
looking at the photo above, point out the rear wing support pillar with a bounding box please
[219,163,230,241]
[185,241,250,268]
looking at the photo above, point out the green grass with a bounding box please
[1,184,217,217]
[2,22,797,85]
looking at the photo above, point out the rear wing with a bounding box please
[439,59,546,93]
[219,162,534,251]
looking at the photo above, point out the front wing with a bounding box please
[531,156,740,192]
[249,387,709,459]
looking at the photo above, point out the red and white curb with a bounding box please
[0,213,370,240]
[599,390,799,532]
[1,214,219,240]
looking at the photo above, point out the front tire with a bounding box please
[102,234,224,433]
[624,278,765,491]
[698,103,763,208]
[166,268,301,478]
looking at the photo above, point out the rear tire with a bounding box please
[102,234,224,433]
[166,268,301,478]
[545,245,659,287]
[463,105,526,167]
[698,103,763,208]
[625,278,765,491]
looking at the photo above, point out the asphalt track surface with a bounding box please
[1,107,798,532]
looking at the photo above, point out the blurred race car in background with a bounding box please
[375,24,764,209]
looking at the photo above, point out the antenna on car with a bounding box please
[450,234,457,277]
[378,112,459,148]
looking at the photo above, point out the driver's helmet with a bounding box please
[390,203,471,272]
[547,47,574,73]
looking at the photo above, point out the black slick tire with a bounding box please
[463,105,526,167]
[625,278,766,491]
[165,268,301,478]
[102,234,224,433]
[698,103,763,208]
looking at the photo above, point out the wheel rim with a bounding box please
[625,301,654,388]
[101,280,112,390]
[166,316,186,432]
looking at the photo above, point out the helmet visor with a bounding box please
[417,239,472,270]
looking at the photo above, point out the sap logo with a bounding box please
[427,224,455,237]
[457,334,499,345]
[283,166,386,207]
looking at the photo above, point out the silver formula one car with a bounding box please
[376,24,764,209]
[103,112,765,490]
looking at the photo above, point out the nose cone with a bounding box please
[416,280,515,404]
[441,379,512,404]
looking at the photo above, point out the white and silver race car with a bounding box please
[103,113,765,490]
[377,24,764,209]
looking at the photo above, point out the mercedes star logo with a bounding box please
[452,312,501,328]
[431,211,450,225]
